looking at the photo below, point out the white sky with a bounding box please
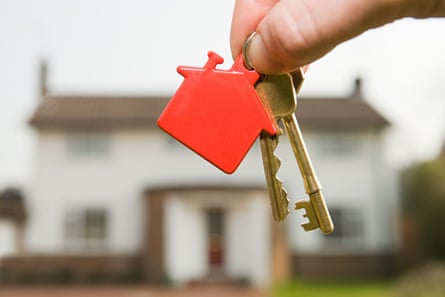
[1,0,445,189]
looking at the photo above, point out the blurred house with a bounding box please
[0,64,398,285]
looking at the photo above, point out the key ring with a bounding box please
[242,32,256,70]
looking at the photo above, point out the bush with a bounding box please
[394,262,445,297]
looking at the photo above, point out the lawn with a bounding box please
[272,280,392,297]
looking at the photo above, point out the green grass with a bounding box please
[272,280,392,297]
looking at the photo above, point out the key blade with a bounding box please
[295,200,320,231]
[259,133,289,221]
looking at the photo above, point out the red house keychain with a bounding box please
[158,51,277,174]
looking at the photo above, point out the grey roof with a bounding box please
[29,94,389,130]
[296,96,389,129]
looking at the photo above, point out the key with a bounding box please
[256,77,294,221]
[257,71,334,234]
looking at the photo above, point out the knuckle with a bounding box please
[259,3,324,68]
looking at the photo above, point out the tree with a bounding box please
[402,151,445,260]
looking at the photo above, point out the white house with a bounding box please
[0,65,398,285]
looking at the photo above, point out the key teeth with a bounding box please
[295,200,319,231]
[260,134,290,221]
[294,200,308,213]
[272,154,282,173]
[271,139,290,220]
[274,150,290,217]
[301,222,319,231]
[272,169,290,221]
[271,175,288,221]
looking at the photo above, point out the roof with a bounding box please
[29,93,389,130]
[296,96,389,129]
[29,95,166,129]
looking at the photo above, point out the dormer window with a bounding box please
[66,132,110,158]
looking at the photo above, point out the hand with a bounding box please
[231,0,445,74]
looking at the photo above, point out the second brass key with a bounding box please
[258,71,334,234]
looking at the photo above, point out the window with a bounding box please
[325,207,364,247]
[64,208,108,251]
[66,132,110,158]
[317,133,359,157]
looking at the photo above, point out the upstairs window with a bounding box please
[317,133,360,158]
[64,208,108,252]
[66,132,110,158]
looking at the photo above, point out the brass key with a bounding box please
[256,79,290,222]
[256,73,300,222]
[257,71,334,234]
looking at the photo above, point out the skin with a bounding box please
[231,0,445,74]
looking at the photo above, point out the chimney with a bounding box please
[350,77,363,99]
[39,60,48,97]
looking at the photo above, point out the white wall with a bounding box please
[27,125,398,262]
[27,129,156,253]
[26,128,266,254]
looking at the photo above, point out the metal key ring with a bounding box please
[242,32,256,70]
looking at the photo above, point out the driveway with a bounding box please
[0,285,270,297]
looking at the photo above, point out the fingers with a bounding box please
[230,0,278,60]
[231,0,385,73]
[248,0,403,73]
[234,0,445,74]
[232,0,445,74]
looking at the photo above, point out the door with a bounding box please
[207,208,225,268]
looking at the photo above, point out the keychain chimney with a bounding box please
[203,51,224,70]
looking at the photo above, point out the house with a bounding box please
[0,64,398,285]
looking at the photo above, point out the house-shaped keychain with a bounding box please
[158,51,277,174]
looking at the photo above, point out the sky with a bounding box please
[1,0,445,190]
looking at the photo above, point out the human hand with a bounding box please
[231,0,445,74]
